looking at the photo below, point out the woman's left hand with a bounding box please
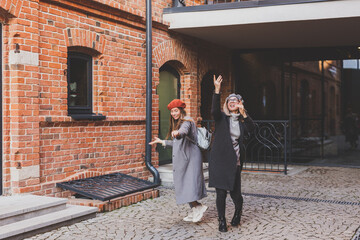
[238,103,247,118]
[171,130,180,138]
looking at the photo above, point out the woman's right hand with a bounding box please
[213,75,223,94]
[149,137,165,146]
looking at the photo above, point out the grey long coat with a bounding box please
[165,118,207,205]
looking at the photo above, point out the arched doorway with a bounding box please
[157,65,180,165]
[200,72,215,122]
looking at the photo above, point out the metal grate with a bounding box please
[202,120,289,174]
[353,227,360,240]
[242,193,360,206]
[56,173,159,201]
[205,189,360,206]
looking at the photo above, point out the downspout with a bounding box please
[321,60,325,159]
[145,0,160,185]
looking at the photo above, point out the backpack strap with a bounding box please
[185,135,198,146]
[185,121,198,147]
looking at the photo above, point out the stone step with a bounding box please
[153,163,209,187]
[0,205,97,240]
[0,195,67,226]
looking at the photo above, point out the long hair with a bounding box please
[166,108,188,139]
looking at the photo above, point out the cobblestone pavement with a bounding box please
[27,166,360,240]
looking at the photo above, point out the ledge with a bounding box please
[39,116,146,125]
[163,0,329,14]
[66,189,160,212]
[69,113,106,121]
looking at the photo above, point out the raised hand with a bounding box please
[213,75,223,94]
[238,102,247,118]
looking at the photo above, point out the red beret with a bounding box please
[167,99,186,110]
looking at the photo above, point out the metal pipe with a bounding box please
[284,122,288,175]
[289,61,293,167]
[281,62,285,118]
[145,0,160,185]
[321,60,325,159]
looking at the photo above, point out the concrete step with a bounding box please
[0,205,97,240]
[0,195,67,226]
[154,163,209,187]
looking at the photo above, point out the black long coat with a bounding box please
[208,93,255,191]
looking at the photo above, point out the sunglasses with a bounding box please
[228,98,240,103]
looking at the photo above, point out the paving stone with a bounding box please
[25,166,360,240]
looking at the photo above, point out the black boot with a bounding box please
[218,217,228,232]
[230,208,242,226]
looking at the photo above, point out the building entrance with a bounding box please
[157,65,180,165]
[234,47,360,168]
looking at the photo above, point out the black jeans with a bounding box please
[215,166,243,218]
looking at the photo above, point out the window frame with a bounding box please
[67,52,93,115]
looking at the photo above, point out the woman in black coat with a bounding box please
[209,75,255,232]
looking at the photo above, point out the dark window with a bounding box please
[201,72,216,121]
[67,52,92,115]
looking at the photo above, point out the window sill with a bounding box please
[69,113,106,121]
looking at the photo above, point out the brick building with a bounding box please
[0,0,234,196]
[2,0,360,197]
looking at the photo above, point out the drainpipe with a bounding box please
[145,0,160,185]
[321,60,325,159]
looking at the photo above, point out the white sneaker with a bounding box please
[183,211,194,222]
[192,204,208,223]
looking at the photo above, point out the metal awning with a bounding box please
[56,173,159,201]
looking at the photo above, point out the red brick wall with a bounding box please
[0,0,23,17]
[1,0,232,196]
[2,0,42,195]
[2,23,11,194]
[37,121,147,197]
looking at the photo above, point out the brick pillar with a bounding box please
[8,0,41,194]
[182,73,199,119]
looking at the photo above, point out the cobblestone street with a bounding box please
[27,166,360,240]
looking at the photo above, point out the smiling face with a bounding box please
[227,97,241,113]
[170,107,181,120]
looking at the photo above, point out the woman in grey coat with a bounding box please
[150,99,207,223]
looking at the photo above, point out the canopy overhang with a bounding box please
[163,0,360,49]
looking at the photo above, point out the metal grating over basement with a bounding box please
[57,173,159,201]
